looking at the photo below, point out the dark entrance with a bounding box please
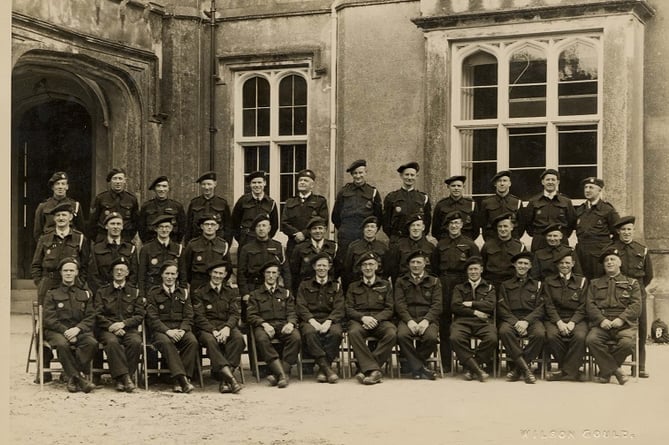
[14,100,93,278]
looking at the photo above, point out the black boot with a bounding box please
[613,367,628,386]
[179,375,195,393]
[221,366,242,393]
[516,357,536,384]
[122,373,136,393]
[464,358,488,382]
[77,373,96,393]
[268,359,288,388]
[317,357,339,384]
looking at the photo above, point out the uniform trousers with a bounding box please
[253,325,301,366]
[197,329,245,371]
[498,320,546,364]
[438,273,466,369]
[300,322,343,364]
[44,330,98,378]
[396,322,439,373]
[586,326,636,378]
[98,330,142,379]
[347,320,397,374]
[152,331,198,379]
[544,321,587,377]
[450,318,497,368]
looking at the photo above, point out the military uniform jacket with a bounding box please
[609,240,654,288]
[524,193,576,238]
[345,278,394,322]
[247,286,297,328]
[43,284,95,334]
[231,193,279,242]
[237,238,291,296]
[432,196,478,240]
[432,234,480,275]
[33,196,84,241]
[343,238,389,281]
[541,274,587,324]
[382,188,431,239]
[481,237,527,279]
[290,239,338,283]
[331,183,383,238]
[394,273,442,324]
[183,236,231,283]
[586,274,641,328]
[186,195,232,243]
[94,282,145,332]
[88,239,138,291]
[479,193,524,239]
[138,240,186,292]
[31,229,89,284]
[296,278,345,324]
[146,285,193,334]
[281,194,329,241]
[388,236,436,281]
[451,280,496,319]
[138,197,187,243]
[530,245,582,280]
[575,200,619,242]
[192,283,241,333]
[497,276,544,325]
[89,190,139,241]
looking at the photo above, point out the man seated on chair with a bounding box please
[296,252,344,384]
[394,249,442,380]
[542,251,588,382]
[42,257,97,393]
[497,251,545,384]
[94,256,144,392]
[586,247,641,385]
[247,261,301,388]
[450,256,497,382]
[146,260,198,393]
[346,251,396,385]
[193,260,245,394]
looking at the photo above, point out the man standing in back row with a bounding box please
[383,162,431,246]
[185,171,232,244]
[231,171,279,248]
[89,168,139,243]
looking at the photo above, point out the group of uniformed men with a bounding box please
[31,160,652,394]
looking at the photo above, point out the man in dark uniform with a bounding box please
[481,213,528,288]
[387,214,435,283]
[89,168,139,243]
[138,176,187,244]
[289,216,338,294]
[497,252,544,384]
[42,257,97,392]
[332,159,383,273]
[138,214,186,294]
[431,210,480,371]
[395,250,442,380]
[383,162,431,245]
[296,252,344,383]
[33,171,85,241]
[183,214,231,290]
[542,251,588,382]
[342,216,389,292]
[88,212,138,293]
[193,261,245,393]
[346,252,396,385]
[432,175,478,241]
[145,260,198,393]
[478,171,524,241]
[524,169,576,251]
[94,256,144,392]
[530,224,582,280]
[609,216,653,378]
[32,202,89,304]
[281,168,329,260]
[575,177,619,280]
[231,170,279,248]
[247,261,301,388]
[586,247,641,385]
[185,171,232,244]
[450,256,497,382]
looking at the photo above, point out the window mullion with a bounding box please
[498,124,509,170]
[546,122,558,168]
[546,39,559,126]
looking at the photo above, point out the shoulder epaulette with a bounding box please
[579,277,586,289]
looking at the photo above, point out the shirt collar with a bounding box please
[299,192,311,199]
[114,281,127,290]
[55,228,71,238]
[163,284,175,294]
[560,273,572,281]
[469,279,481,288]
[544,190,557,200]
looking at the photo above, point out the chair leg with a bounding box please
[38,305,44,391]
[249,329,261,383]
[436,343,444,379]
[142,327,149,391]
[297,351,303,381]
[196,353,204,388]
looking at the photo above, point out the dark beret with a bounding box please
[397,162,420,174]
[250,213,271,230]
[581,177,605,188]
[490,170,511,184]
[361,216,380,228]
[306,216,327,229]
[110,256,130,269]
[149,176,169,191]
[297,169,316,181]
[542,223,563,235]
[355,251,380,268]
[207,260,232,274]
[49,202,73,214]
[406,249,428,264]
[599,247,620,263]
[613,216,636,229]
[492,212,513,226]
[553,249,576,264]
[57,256,80,271]
[311,252,333,266]
[443,210,463,224]
[48,171,68,187]
[196,171,217,183]
[151,214,175,227]
[346,159,367,173]
[464,256,484,268]
[247,170,266,182]
[511,251,534,263]
[540,168,560,180]
[159,259,179,274]
[103,211,124,225]
[445,175,466,185]
[259,260,281,274]
[197,213,221,225]
[404,213,425,230]
[106,168,126,182]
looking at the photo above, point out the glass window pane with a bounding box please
[559,42,598,116]
[280,145,294,172]
[242,110,256,137]
[243,78,257,108]
[509,47,546,118]
[509,48,547,84]
[472,162,498,196]
[509,127,546,168]
[294,144,307,168]
[462,52,498,120]
[510,168,545,201]
[279,76,292,106]
[280,174,294,203]
[293,76,307,105]
[257,78,270,107]
[258,109,270,136]
[559,166,597,199]
[558,125,597,165]
[461,128,497,196]
[294,107,307,135]
[279,108,292,136]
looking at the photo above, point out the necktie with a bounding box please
[607,277,616,306]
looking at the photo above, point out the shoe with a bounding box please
[173,383,183,393]
[268,360,288,388]
[639,370,650,378]
[593,375,610,384]
[122,374,135,393]
[464,358,488,382]
[362,370,383,385]
[546,370,565,382]
[325,367,339,384]
[220,366,242,393]
[516,357,536,384]
[229,378,243,394]
[115,378,126,392]
[613,368,628,386]
[266,375,278,386]
[67,375,80,393]
[316,370,328,383]
[78,374,96,393]
[412,371,422,380]
[506,368,521,382]
[419,366,437,380]
[463,370,473,381]
[180,376,195,393]
[219,382,232,393]
[355,372,365,384]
